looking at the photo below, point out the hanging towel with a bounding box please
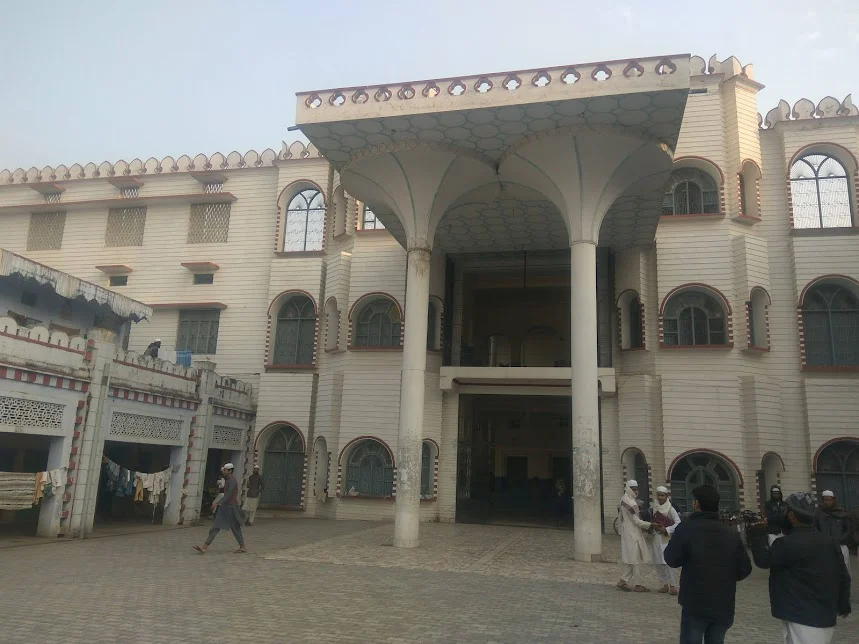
[33,472,45,504]
[0,472,37,511]
[133,474,144,502]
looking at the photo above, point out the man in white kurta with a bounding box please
[648,485,681,594]
[617,480,653,592]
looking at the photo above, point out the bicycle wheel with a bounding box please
[613,517,620,535]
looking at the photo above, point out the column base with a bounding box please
[393,537,420,549]
[573,551,603,563]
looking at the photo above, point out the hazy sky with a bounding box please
[1,0,857,170]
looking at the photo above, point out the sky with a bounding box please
[1,0,858,170]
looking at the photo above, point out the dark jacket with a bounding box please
[247,473,264,499]
[663,511,752,619]
[765,499,787,535]
[815,507,851,546]
[749,525,851,628]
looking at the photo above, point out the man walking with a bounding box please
[648,485,681,595]
[194,463,246,554]
[243,464,264,526]
[664,485,752,643]
[616,480,653,592]
[749,492,851,644]
[815,490,853,579]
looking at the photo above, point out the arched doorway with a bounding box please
[670,452,739,514]
[260,426,305,507]
[816,440,859,511]
[621,448,650,506]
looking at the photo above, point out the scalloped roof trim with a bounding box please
[761,95,858,129]
[0,140,323,186]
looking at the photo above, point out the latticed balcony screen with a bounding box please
[27,212,66,251]
[105,207,147,247]
[188,203,231,243]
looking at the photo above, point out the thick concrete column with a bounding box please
[570,240,601,562]
[394,247,432,548]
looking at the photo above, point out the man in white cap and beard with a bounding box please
[617,480,653,592]
[648,485,681,595]
[815,490,853,579]
[243,464,264,526]
[194,463,246,554]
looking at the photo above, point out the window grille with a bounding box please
[212,425,244,449]
[354,298,401,347]
[670,454,738,513]
[790,154,853,228]
[176,309,220,354]
[105,207,147,247]
[121,187,139,199]
[802,284,859,366]
[188,203,231,243]
[27,212,66,251]
[0,395,64,429]
[108,412,182,443]
[345,440,394,497]
[662,169,719,216]
[284,189,324,251]
[663,291,726,346]
[273,296,315,364]
[44,193,62,204]
[363,205,385,230]
[203,182,224,194]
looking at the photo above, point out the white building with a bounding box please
[1,53,857,559]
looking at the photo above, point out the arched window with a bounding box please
[739,160,762,219]
[284,189,325,251]
[663,291,727,346]
[420,441,434,498]
[354,298,401,348]
[816,440,859,511]
[662,168,719,216]
[345,439,393,497]
[272,295,315,365]
[427,301,437,351]
[260,426,305,506]
[802,283,859,367]
[790,155,852,229]
[748,287,770,349]
[362,205,385,230]
[670,453,738,513]
[628,297,643,349]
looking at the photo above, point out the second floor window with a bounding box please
[273,296,316,365]
[363,205,385,230]
[662,169,719,216]
[802,283,859,367]
[284,189,324,251]
[790,154,853,229]
[663,291,726,346]
[176,309,220,354]
[354,298,401,347]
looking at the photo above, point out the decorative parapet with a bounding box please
[111,349,199,400]
[213,374,255,413]
[0,141,323,187]
[689,54,755,81]
[0,316,89,376]
[295,54,691,125]
[761,95,858,129]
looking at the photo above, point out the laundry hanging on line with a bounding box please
[102,456,171,507]
[0,467,66,511]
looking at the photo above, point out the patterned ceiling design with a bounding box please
[301,91,688,167]
[434,194,567,254]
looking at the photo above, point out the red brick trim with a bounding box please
[429,294,445,351]
[109,386,199,410]
[266,289,319,316]
[615,289,645,350]
[761,451,786,471]
[812,437,859,471]
[253,420,307,452]
[667,448,745,487]
[798,274,859,304]
[0,365,90,391]
[337,435,396,467]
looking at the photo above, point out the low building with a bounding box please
[0,249,255,537]
[0,53,857,558]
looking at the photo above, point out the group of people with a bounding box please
[193,463,265,555]
[618,481,852,644]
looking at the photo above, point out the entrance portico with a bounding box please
[296,54,690,559]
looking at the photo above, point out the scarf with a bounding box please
[620,482,638,513]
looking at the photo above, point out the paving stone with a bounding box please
[0,518,856,643]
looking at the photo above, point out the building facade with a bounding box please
[1,53,857,558]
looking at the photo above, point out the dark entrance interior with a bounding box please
[95,441,173,526]
[0,434,51,536]
[456,395,572,527]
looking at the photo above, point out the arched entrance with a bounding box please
[260,425,305,507]
[669,452,739,514]
[622,448,650,506]
[816,440,859,511]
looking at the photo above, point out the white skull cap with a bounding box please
[822,490,834,498]
[223,463,234,470]
[656,486,669,494]
[627,480,638,487]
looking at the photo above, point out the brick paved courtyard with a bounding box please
[1,518,857,643]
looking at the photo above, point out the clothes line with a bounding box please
[0,468,66,511]
[101,456,172,508]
